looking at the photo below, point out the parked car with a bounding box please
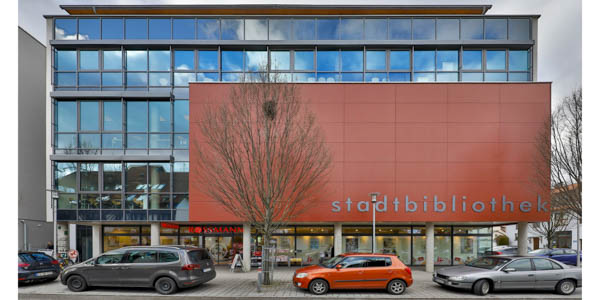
[293,253,413,295]
[433,256,581,296]
[60,245,216,295]
[484,246,532,256]
[529,248,582,266]
[18,252,61,284]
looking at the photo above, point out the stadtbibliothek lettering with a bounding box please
[331,195,548,214]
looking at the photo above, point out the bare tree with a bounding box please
[530,210,571,248]
[533,88,582,265]
[192,72,332,279]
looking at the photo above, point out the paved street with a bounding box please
[19,266,581,300]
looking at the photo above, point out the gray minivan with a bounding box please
[60,245,216,294]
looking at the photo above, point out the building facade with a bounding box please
[45,4,550,269]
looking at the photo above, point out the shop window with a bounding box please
[435,236,451,265]
[342,236,372,253]
[375,236,410,263]
[297,236,334,263]
[412,236,426,265]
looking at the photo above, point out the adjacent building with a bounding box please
[44,4,550,270]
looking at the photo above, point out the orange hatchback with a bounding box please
[292,253,413,295]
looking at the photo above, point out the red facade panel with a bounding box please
[189,83,551,223]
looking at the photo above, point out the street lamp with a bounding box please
[369,192,380,254]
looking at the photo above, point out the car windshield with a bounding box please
[465,257,511,270]
[320,255,346,268]
[529,249,551,255]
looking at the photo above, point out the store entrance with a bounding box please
[204,235,243,264]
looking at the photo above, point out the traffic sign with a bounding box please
[68,249,79,260]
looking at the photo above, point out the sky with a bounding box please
[18,0,582,105]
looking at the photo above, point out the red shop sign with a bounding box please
[160,223,243,234]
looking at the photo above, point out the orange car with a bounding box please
[292,253,413,295]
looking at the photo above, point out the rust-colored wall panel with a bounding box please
[189,83,551,223]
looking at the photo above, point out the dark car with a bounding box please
[529,248,582,266]
[18,252,61,283]
[60,245,216,295]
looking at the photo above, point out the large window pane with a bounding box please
[390,50,410,70]
[366,51,385,70]
[173,19,195,39]
[78,19,100,40]
[80,51,99,70]
[461,19,483,40]
[197,19,219,40]
[293,73,316,82]
[340,19,363,40]
[149,18,171,39]
[56,101,77,132]
[509,72,529,81]
[435,236,452,265]
[342,236,372,253]
[221,19,243,40]
[102,73,122,86]
[270,51,290,70]
[463,50,482,70]
[293,19,315,40]
[509,18,530,40]
[317,19,340,40]
[486,50,506,70]
[269,19,291,40]
[509,50,529,71]
[126,194,148,209]
[103,50,122,70]
[126,73,147,87]
[149,163,170,192]
[102,19,124,39]
[414,73,435,82]
[173,162,189,192]
[317,50,339,71]
[55,162,77,193]
[127,134,147,148]
[485,19,508,40]
[127,102,147,132]
[436,50,458,71]
[389,19,411,40]
[413,19,435,40]
[174,73,195,86]
[222,73,241,82]
[79,194,100,209]
[245,51,268,72]
[59,193,76,209]
[80,163,99,191]
[341,50,363,72]
[198,50,218,70]
[365,73,386,82]
[462,72,483,81]
[149,134,170,149]
[126,50,147,71]
[174,50,194,71]
[221,51,243,71]
[294,51,314,71]
[341,73,363,82]
[79,134,100,149]
[149,50,170,71]
[126,163,147,192]
[414,50,435,71]
[149,73,170,86]
[56,134,76,148]
[453,236,491,264]
[365,19,387,40]
[389,72,410,82]
[437,73,458,82]
[317,73,339,82]
[174,100,189,132]
[79,73,100,86]
[80,101,99,131]
[245,19,267,40]
[125,18,147,39]
[101,194,122,209]
[149,101,170,132]
[412,236,426,265]
[55,50,76,71]
[102,133,122,149]
[485,72,507,82]
[56,73,76,86]
[436,19,459,40]
[174,134,189,149]
[55,19,76,40]
[197,73,218,82]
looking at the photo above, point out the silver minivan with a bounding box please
[60,245,216,294]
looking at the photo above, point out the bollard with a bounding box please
[257,268,262,293]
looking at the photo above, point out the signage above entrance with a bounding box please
[160,223,243,234]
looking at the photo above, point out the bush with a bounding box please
[495,234,509,246]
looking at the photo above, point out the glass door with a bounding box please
[205,236,233,264]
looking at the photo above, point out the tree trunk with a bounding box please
[262,231,273,285]
[576,217,581,267]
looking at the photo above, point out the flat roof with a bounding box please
[58,4,492,16]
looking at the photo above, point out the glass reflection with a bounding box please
[293,19,315,40]
[365,73,387,82]
[414,73,435,82]
[80,51,99,70]
[198,50,218,70]
[270,51,290,70]
[55,162,77,193]
[436,73,458,82]
[221,19,244,40]
[197,73,219,82]
[485,19,507,40]
[341,73,363,82]
[102,19,124,39]
[462,72,483,81]
[436,50,458,71]
[174,50,194,71]
[103,101,122,131]
[414,50,435,71]
[56,101,76,132]
[390,50,410,70]
[149,101,170,132]
[317,50,339,71]
[269,19,291,40]
[56,73,76,86]
[462,50,482,70]
[245,51,268,71]
[509,18,530,40]
[149,51,170,71]
[222,73,241,82]
[197,19,219,40]
[436,19,459,40]
[102,134,122,149]
[366,51,386,70]
[509,50,528,71]
[126,73,147,87]
[55,19,77,40]
[365,19,387,40]
[293,73,316,82]
[149,73,170,86]
[245,19,267,40]
[78,19,100,40]
[341,19,363,40]
[126,194,148,209]
[56,134,76,149]
[317,19,339,40]
[173,19,195,39]
[174,134,189,149]
[126,50,147,71]
[149,163,170,192]
[461,19,483,40]
[221,51,243,71]
[413,19,435,40]
[127,134,147,148]
[174,73,195,86]
[78,73,100,86]
[389,19,411,40]
[341,51,363,72]
[80,163,99,191]
[80,101,99,131]
[125,18,147,39]
[149,134,171,149]
[486,50,506,70]
[174,100,189,132]
[294,51,314,70]
[127,102,147,132]
[149,19,171,39]
[56,50,76,71]
[126,163,147,192]
[103,50,122,70]
[389,72,410,82]
[509,73,529,81]
[79,194,100,209]
[102,73,122,86]
[485,72,507,81]
[101,194,122,209]
[79,134,100,149]
[317,73,339,82]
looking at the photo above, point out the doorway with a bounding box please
[76,225,93,262]
[533,237,540,250]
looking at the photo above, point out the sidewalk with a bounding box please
[18,266,581,300]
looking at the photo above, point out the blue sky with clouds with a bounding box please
[19,0,581,104]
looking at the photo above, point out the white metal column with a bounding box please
[151,223,160,246]
[334,223,342,256]
[243,223,251,272]
[425,222,434,273]
[92,225,101,257]
[517,222,529,256]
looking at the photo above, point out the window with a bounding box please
[79,19,100,40]
[103,50,122,70]
[148,50,170,71]
[126,50,147,71]
[245,19,267,40]
[341,50,363,72]
[509,18,530,40]
[436,50,458,71]
[103,163,122,191]
[551,261,563,269]
[413,19,435,40]
[55,19,77,40]
[317,50,339,71]
[366,51,386,71]
[149,101,171,132]
[461,19,483,40]
[102,19,124,39]
[174,100,189,133]
[269,19,291,40]
[221,51,243,71]
[149,18,171,39]
[127,102,147,132]
[294,51,314,71]
[293,19,315,40]
[509,50,528,71]
[173,162,189,192]
[173,19,195,39]
[96,252,125,264]
[80,101,99,131]
[485,19,507,40]
[486,50,506,70]
[270,51,290,70]
[221,19,243,40]
[102,101,122,132]
[55,162,77,193]
[365,19,387,40]
[125,250,157,263]
[390,51,410,70]
[125,18,147,39]
[341,19,363,40]
[463,50,482,70]
[532,258,553,271]
[56,50,76,71]
[317,18,339,40]
[245,51,268,72]
[505,259,532,271]
[414,50,435,71]
[436,19,459,40]
[56,101,77,132]
[198,50,218,70]
[342,257,368,268]
[102,194,122,209]
[197,19,219,40]
[158,251,179,262]
[389,19,411,40]
[367,257,392,267]
[79,194,99,209]
[126,163,147,192]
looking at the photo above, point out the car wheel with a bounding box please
[473,279,491,296]
[309,279,329,295]
[155,277,178,295]
[66,275,88,292]
[555,279,576,295]
[387,279,407,295]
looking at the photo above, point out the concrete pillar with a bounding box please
[517,222,528,256]
[334,223,342,256]
[425,222,434,273]
[151,223,160,246]
[69,223,77,251]
[92,224,101,257]
[243,223,251,272]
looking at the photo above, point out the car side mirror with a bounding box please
[504,267,516,273]
[335,264,342,270]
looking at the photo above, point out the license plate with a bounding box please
[203,268,212,272]
[434,277,446,284]
[36,272,53,277]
